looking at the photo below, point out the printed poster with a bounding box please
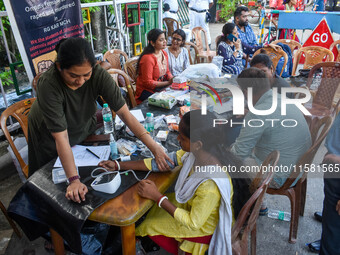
[4,0,84,76]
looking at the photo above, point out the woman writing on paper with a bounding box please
[99,110,251,255]
[28,37,172,203]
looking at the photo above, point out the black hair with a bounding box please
[216,23,236,49]
[137,28,165,74]
[55,37,96,70]
[250,53,273,69]
[237,67,271,94]
[234,6,249,21]
[181,110,251,218]
[172,29,186,47]
[163,3,170,12]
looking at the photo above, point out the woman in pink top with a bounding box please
[135,29,173,104]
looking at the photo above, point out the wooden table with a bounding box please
[51,168,179,255]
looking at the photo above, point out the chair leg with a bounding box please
[286,188,300,244]
[300,180,307,216]
[0,200,21,238]
[50,228,65,255]
[251,223,257,255]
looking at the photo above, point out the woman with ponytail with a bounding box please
[28,37,172,204]
[99,110,251,255]
[135,28,173,104]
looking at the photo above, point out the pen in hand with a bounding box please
[86,148,100,159]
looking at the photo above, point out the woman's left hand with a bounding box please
[137,179,162,201]
[151,143,173,171]
[98,160,116,171]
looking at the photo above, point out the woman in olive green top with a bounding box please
[28,37,172,203]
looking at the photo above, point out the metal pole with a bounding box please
[104,5,109,50]
[158,0,163,29]
[89,23,94,51]
[0,78,13,125]
[0,17,12,64]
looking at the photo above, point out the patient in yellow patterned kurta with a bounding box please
[99,110,251,255]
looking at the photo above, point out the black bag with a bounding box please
[206,11,211,23]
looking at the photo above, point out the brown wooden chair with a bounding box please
[253,47,288,76]
[107,69,137,108]
[329,40,340,62]
[191,27,216,63]
[124,56,139,85]
[103,49,128,70]
[272,39,302,57]
[0,98,36,179]
[184,42,200,65]
[266,115,333,243]
[163,18,180,43]
[0,200,21,237]
[292,46,334,76]
[232,151,279,255]
[304,62,340,120]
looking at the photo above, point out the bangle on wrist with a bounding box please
[68,175,80,184]
[138,131,150,139]
[158,195,168,208]
[157,195,164,206]
[114,160,120,171]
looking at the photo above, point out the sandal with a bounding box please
[307,240,320,253]
[259,207,268,216]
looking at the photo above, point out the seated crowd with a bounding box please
[22,4,335,255]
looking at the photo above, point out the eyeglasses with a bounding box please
[172,37,182,42]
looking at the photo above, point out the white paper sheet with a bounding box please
[54,145,111,167]
[115,109,145,126]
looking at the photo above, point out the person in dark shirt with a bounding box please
[28,37,172,203]
[250,53,293,98]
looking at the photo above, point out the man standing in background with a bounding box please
[186,0,213,45]
[164,0,179,19]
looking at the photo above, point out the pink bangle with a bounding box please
[68,175,80,184]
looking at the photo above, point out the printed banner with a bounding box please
[5,0,84,76]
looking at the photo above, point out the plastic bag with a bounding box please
[116,138,138,155]
[180,63,221,79]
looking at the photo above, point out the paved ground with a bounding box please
[0,21,329,255]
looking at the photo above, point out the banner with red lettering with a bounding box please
[4,0,84,77]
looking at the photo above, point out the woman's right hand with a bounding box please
[234,38,242,51]
[168,77,174,85]
[66,180,88,203]
[98,160,116,171]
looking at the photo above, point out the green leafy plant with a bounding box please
[0,70,13,86]
[217,0,251,21]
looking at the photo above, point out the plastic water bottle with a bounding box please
[144,112,154,137]
[102,103,113,134]
[268,209,291,221]
[109,134,119,160]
